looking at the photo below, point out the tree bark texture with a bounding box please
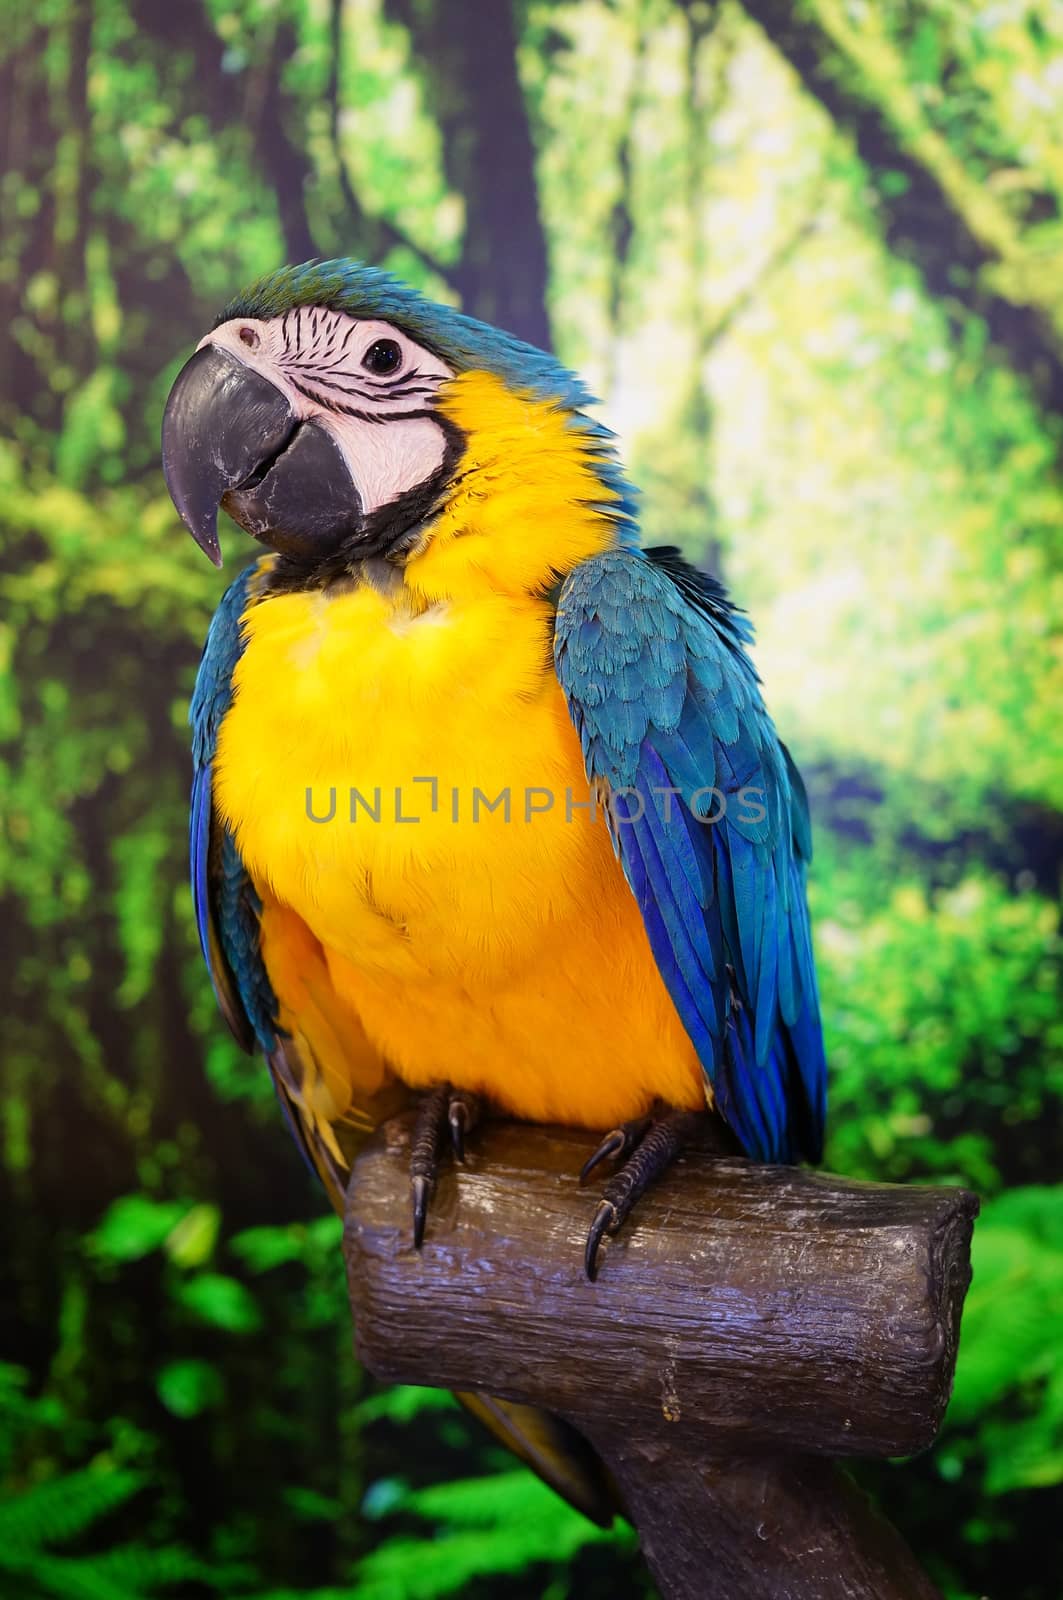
[344,1118,978,1600]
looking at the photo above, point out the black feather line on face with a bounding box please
[309,346,424,382]
[261,412,466,595]
[288,369,441,404]
[288,377,389,423]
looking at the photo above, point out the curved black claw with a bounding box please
[584,1199,619,1280]
[409,1084,485,1247]
[583,1109,706,1281]
[579,1116,652,1187]
[411,1173,432,1250]
[409,1084,450,1249]
[448,1091,482,1164]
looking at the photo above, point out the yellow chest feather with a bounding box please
[215,580,615,983]
[210,377,704,1126]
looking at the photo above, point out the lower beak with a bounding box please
[162,345,297,566]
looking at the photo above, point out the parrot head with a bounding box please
[162,258,637,584]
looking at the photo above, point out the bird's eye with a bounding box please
[238,325,259,349]
[362,338,403,376]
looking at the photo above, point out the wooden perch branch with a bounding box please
[344,1118,978,1600]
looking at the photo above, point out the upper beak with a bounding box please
[161,344,296,566]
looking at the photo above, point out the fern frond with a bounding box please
[90,1543,216,1591]
[3,1549,143,1600]
[0,1467,144,1549]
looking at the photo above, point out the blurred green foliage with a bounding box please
[1,0,1061,1595]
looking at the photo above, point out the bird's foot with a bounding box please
[410,1083,483,1248]
[580,1107,723,1281]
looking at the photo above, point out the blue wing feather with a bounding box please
[188,562,352,1196]
[190,762,213,966]
[555,545,826,1164]
[189,564,277,1053]
[625,828,719,1066]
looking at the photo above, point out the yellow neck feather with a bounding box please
[402,371,622,604]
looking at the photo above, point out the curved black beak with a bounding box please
[162,343,363,568]
[162,345,297,566]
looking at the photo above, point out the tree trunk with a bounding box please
[734,0,1063,419]
[385,0,553,347]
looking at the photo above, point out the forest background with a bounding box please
[2,1,1062,1596]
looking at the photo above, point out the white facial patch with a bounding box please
[202,308,454,516]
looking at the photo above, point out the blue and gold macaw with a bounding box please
[162,259,826,1521]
